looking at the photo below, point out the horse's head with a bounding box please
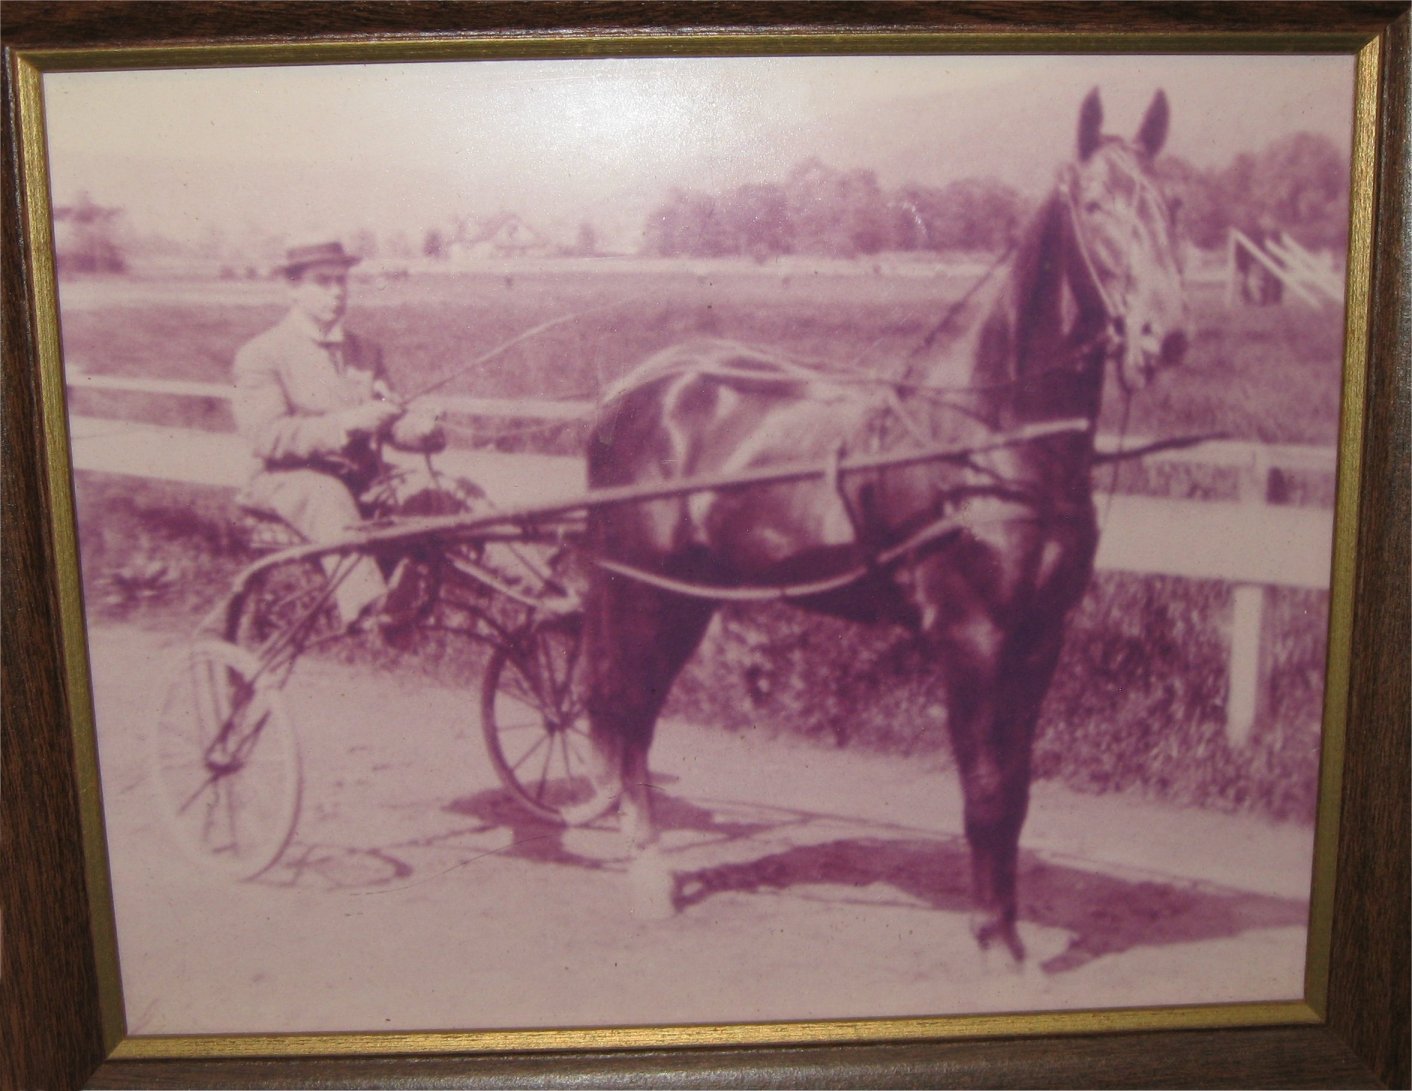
[1062,89,1189,392]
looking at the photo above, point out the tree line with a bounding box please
[1159,131,1350,252]
[56,129,1349,274]
[639,132,1351,261]
[641,158,1025,261]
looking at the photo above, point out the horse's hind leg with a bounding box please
[580,571,714,918]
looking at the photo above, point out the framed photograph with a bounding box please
[5,4,1406,1088]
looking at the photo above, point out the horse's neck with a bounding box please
[913,195,1108,432]
[1005,195,1110,425]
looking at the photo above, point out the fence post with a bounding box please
[1228,583,1266,747]
[1226,450,1276,746]
[1226,230,1239,308]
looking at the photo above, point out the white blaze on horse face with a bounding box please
[1073,143,1187,392]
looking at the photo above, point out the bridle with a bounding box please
[1054,148,1182,516]
[1054,148,1178,389]
[1058,163,1123,323]
[891,148,1174,410]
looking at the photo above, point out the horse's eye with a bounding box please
[1084,200,1103,215]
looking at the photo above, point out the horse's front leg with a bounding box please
[948,683,1030,964]
[935,616,1067,966]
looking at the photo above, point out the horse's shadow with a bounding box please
[450,785,1307,974]
[274,784,1307,976]
[673,832,1307,974]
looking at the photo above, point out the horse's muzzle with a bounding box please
[1159,329,1189,368]
[1123,324,1189,390]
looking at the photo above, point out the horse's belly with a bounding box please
[693,481,858,571]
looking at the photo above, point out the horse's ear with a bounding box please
[1136,90,1170,158]
[1077,88,1104,161]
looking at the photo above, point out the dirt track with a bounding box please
[88,624,1314,1038]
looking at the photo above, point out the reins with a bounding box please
[585,152,1196,605]
[873,167,1130,410]
[592,422,1220,605]
[1056,163,1126,330]
[889,242,1016,388]
[400,300,627,405]
[376,145,1191,612]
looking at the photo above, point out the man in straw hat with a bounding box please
[233,238,445,631]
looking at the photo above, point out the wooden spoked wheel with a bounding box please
[480,616,596,822]
[152,640,301,880]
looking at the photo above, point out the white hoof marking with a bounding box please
[628,854,676,920]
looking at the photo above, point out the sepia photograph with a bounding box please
[40,50,1355,1040]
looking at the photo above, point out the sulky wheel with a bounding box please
[481,616,596,822]
[228,555,342,662]
[152,640,302,880]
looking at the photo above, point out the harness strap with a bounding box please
[1058,163,1126,320]
[595,505,983,602]
[825,440,883,577]
[1093,431,1226,465]
[596,556,875,603]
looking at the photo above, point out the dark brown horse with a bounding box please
[573,90,1188,962]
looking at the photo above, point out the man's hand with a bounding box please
[339,400,404,438]
[390,408,447,454]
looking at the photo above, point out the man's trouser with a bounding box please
[240,468,385,625]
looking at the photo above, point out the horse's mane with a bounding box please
[887,183,1071,401]
[1005,192,1075,381]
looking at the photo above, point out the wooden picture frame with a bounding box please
[3,3,1406,1088]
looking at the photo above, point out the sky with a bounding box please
[42,52,1357,252]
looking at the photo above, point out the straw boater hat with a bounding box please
[274,239,361,277]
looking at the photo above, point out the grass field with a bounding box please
[62,264,1346,441]
[61,263,1344,821]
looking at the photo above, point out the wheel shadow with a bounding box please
[441,783,768,871]
[257,780,744,890]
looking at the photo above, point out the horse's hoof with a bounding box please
[971,914,1027,967]
[628,855,677,920]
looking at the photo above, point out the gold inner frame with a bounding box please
[12,27,1383,1061]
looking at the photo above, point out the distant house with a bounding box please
[53,194,126,274]
[446,213,554,261]
[443,214,553,262]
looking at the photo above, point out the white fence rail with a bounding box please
[1227,228,1345,308]
[67,373,1339,746]
[67,370,1338,475]
[67,371,593,421]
